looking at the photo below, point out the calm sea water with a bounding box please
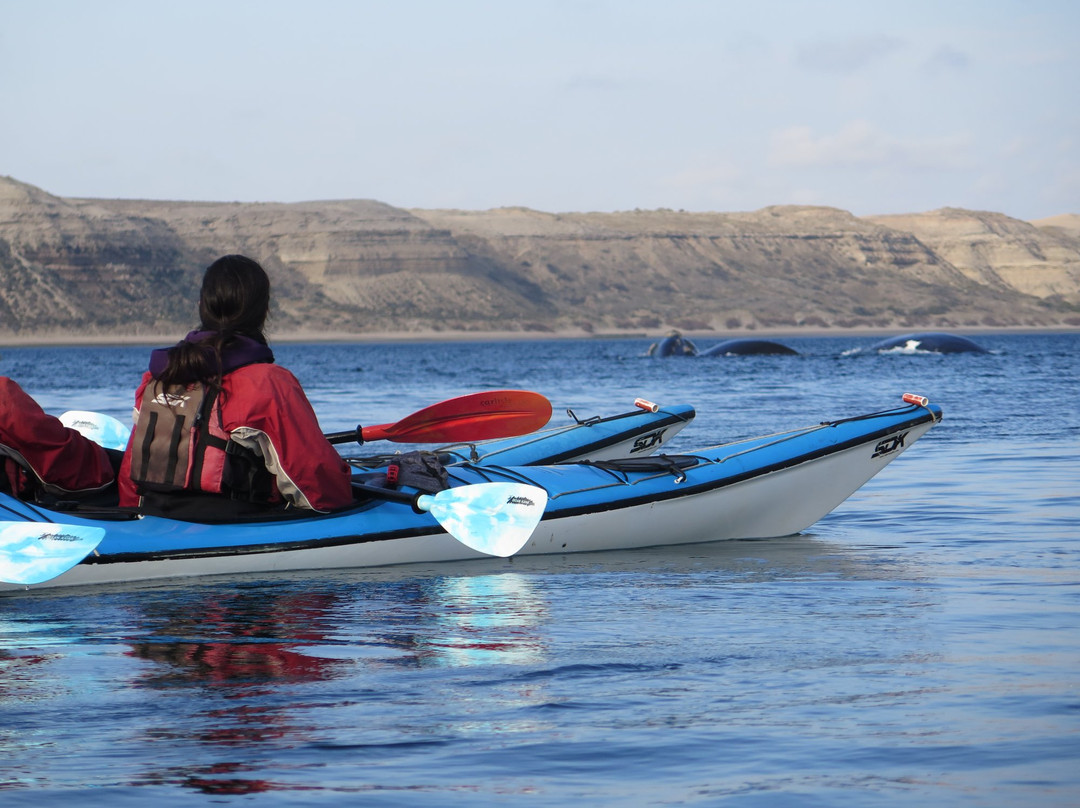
[1,332,1078,806]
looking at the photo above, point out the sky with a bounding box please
[1,0,1077,219]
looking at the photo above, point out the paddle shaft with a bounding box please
[326,425,384,445]
[65,391,551,448]
[351,481,421,508]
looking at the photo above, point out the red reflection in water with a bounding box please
[126,591,343,688]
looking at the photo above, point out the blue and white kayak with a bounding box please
[0,396,941,591]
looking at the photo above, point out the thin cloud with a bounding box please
[656,160,750,210]
[563,74,628,92]
[768,120,973,171]
[796,34,903,73]
[923,45,970,75]
[662,161,744,190]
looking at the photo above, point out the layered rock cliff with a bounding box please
[1,175,1076,340]
[409,205,1040,332]
[0,177,200,336]
[869,208,1080,305]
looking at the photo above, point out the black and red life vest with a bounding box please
[128,379,276,504]
[128,333,277,505]
[117,335,354,514]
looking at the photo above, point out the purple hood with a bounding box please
[148,330,274,382]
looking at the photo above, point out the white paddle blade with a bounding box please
[418,483,548,558]
[60,410,131,451]
[0,522,105,585]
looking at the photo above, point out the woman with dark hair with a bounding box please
[117,255,353,516]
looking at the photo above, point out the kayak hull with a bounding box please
[523,423,933,554]
[0,399,941,591]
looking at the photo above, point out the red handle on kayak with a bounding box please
[326,390,553,445]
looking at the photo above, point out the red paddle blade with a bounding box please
[363,390,552,443]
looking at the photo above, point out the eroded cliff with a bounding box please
[1,176,1076,340]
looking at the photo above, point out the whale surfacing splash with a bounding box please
[870,332,987,354]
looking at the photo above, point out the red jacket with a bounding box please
[0,376,115,496]
[119,364,353,512]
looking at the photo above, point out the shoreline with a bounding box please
[0,323,1077,349]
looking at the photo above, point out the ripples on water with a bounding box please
[1,332,1078,806]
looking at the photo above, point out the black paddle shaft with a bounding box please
[326,426,363,446]
[351,481,425,512]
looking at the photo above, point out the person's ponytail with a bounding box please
[156,255,271,390]
[156,336,221,390]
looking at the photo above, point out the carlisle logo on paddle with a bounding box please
[47,532,85,543]
[506,495,536,507]
[872,432,908,458]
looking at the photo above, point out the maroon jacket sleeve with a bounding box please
[0,376,115,494]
